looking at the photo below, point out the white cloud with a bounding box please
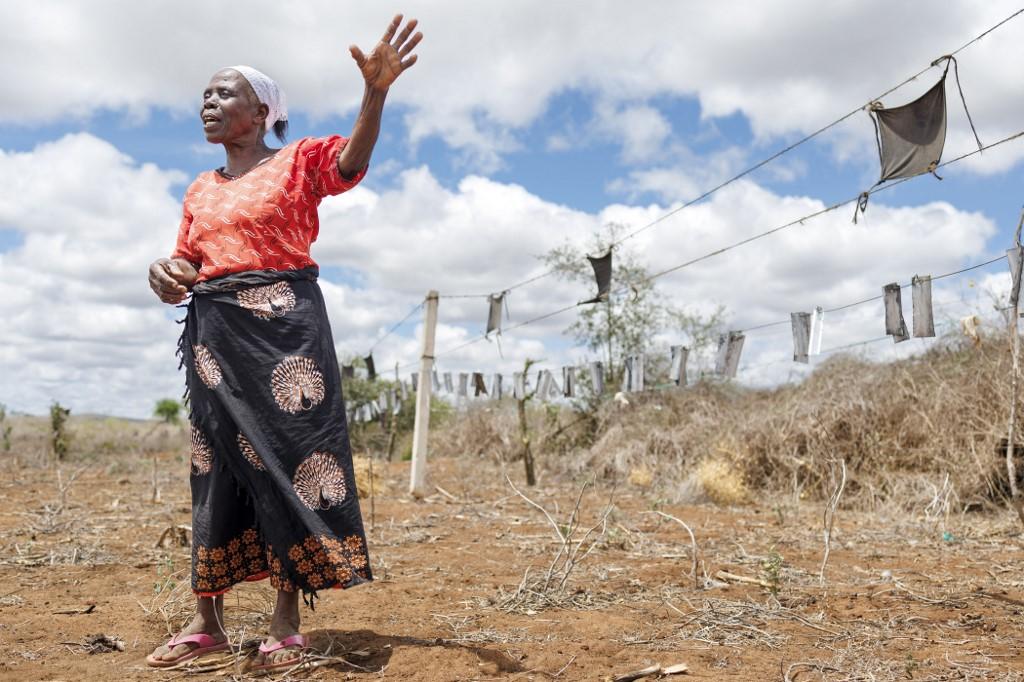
[2,1,1022,172]
[591,103,673,164]
[606,145,749,203]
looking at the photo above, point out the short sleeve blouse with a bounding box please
[171,135,366,281]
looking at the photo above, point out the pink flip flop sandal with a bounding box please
[146,632,229,667]
[252,633,309,671]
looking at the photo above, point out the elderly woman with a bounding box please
[145,15,422,671]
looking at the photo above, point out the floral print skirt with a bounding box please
[179,267,371,602]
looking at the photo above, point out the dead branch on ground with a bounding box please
[499,476,615,612]
[819,458,846,584]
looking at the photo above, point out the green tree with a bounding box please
[341,355,417,459]
[153,399,181,425]
[540,223,725,387]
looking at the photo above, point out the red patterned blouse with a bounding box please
[171,136,366,282]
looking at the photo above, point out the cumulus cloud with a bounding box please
[3,1,1022,171]
[591,103,673,164]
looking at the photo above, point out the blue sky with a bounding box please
[1,1,1022,417]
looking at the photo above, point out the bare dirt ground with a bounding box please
[2,450,1024,681]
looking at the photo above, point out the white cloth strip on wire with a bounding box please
[590,361,605,395]
[537,370,552,401]
[911,275,935,338]
[809,306,825,356]
[547,369,562,399]
[1008,246,1024,308]
[715,332,745,378]
[486,293,504,336]
[562,367,576,397]
[670,345,688,386]
[631,354,644,392]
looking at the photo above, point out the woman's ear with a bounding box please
[254,102,270,129]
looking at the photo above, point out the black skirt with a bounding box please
[178,267,371,601]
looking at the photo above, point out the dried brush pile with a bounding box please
[433,331,1022,511]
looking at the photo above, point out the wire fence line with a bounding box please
[412,126,1020,358]
[366,301,425,353]
[737,254,1010,334]
[622,130,1024,294]
[736,287,1004,375]
[384,128,1024,372]
[426,8,1024,300]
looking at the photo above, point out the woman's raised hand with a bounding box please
[149,258,198,305]
[350,14,422,92]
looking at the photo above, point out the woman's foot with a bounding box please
[147,597,227,665]
[254,590,305,668]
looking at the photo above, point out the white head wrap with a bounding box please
[226,65,288,133]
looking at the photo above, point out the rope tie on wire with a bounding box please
[852,191,871,224]
[933,54,984,152]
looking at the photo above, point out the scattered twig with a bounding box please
[60,634,124,654]
[53,604,96,615]
[435,485,458,502]
[714,570,771,589]
[610,662,688,681]
[499,477,615,612]
[643,510,702,590]
[783,661,841,682]
[155,524,191,549]
[819,458,847,584]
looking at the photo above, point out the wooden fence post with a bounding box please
[409,291,438,498]
[1007,208,1024,525]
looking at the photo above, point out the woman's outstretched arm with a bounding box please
[337,14,422,179]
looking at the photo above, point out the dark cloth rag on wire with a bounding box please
[179,267,371,604]
[791,312,811,364]
[872,76,948,183]
[581,249,613,304]
[856,56,982,223]
[883,282,910,343]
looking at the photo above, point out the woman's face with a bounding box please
[200,70,267,144]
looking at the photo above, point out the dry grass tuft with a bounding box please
[696,456,750,506]
[628,466,653,488]
[351,455,386,497]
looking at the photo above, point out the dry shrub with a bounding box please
[428,404,517,462]
[429,329,1022,511]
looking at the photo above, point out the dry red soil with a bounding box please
[1,453,1023,681]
